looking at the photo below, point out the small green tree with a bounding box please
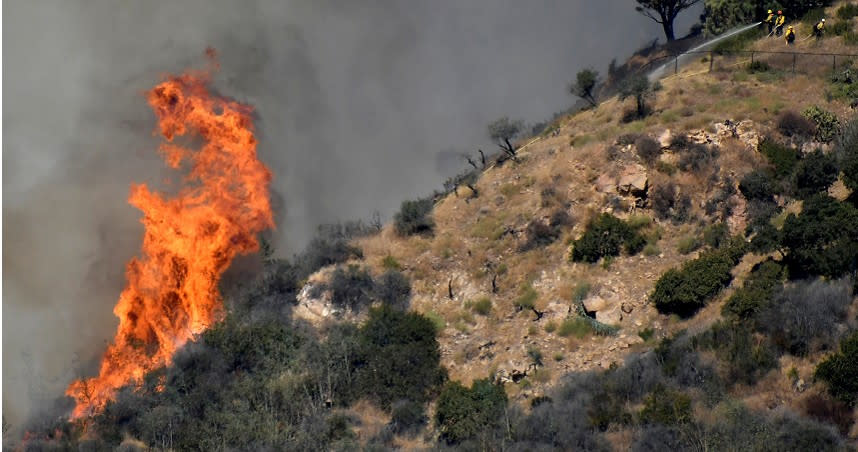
[836,118,858,192]
[435,379,507,444]
[488,117,524,160]
[394,198,435,236]
[569,69,599,107]
[815,331,858,406]
[619,75,654,120]
[636,0,703,41]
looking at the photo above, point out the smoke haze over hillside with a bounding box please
[3,0,701,427]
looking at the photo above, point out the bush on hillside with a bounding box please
[836,3,858,20]
[722,259,783,320]
[570,213,646,263]
[836,118,858,192]
[355,305,447,409]
[815,330,858,406]
[758,138,799,178]
[435,379,507,444]
[794,149,839,199]
[802,106,840,143]
[738,169,775,202]
[777,110,817,140]
[677,143,719,173]
[375,270,412,310]
[780,194,858,279]
[651,241,745,317]
[639,386,693,426]
[394,198,435,236]
[389,400,427,435]
[635,136,662,165]
[696,321,778,386]
[757,278,852,357]
[330,264,375,310]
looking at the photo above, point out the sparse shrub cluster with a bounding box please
[696,321,778,386]
[570,213,646,263]
[722,259,783,320]
[758,138,799,178]
[327,265,412,311]
[651,240,745,317]
[836,118,858,192]
[802,106,840,143]
[394,197,435,236]
[635,135,662,165]
[756,278,852,357]
[652,182,692,223]
[519,209,572,252]
[677,143,719,173]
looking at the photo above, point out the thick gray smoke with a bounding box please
[3,0,701,429]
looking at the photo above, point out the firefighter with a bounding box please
[764,9,775,34]
[785,25,796,45]
[775,10,786,36]
[814,18,826,40]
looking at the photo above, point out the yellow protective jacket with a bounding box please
[776,15,785,26]
[816,22,825,31]
[785,29,795,42]
[765,13,774,23]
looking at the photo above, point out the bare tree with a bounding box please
[635,0,701,41]
[488,117,523,161]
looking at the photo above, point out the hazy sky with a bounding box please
[3,0,702,427]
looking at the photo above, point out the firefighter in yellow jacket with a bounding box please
[775,11,786,36]
[785,25,796,45]
[764,9,775,34]
[814,18,826,40]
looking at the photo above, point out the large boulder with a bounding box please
[617,164,648,197]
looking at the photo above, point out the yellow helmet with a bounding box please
[768,9,772,13]
[788,25,793,29]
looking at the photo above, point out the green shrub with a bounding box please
[836,3,858,20]
[514,284,538,310]
[394,198,434,236]
[390,400,427,435]
[830,20,852,36]
[330,264,375,310]
[635,135,662,165]
[639,328,655,342]
[651,242,745,317]
[424,310,446,333]
[639,386,692,426]
[758,138,799,178]
[703,223,729,249]
[381,255,402,271]
[802,106,840,143]
[375,269,411,310]
[746,60,770,73]
[435,379,507,444]
[570,213,646,263]
[696,321,778,386]
[794,149,839,199]
[556,317,593,338]
[781,194,858,279]
[356,305,447,409]
[739,169,776,202]
[815,331,858,406]
[722,260,783,320]
[677,234,702,255]
[470,297,492,316]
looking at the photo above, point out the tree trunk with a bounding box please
[662,18,675,41]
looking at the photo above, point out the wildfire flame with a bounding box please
[66,51,274,418]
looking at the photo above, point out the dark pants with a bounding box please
[776,25,784,36]
[767,23,774,34]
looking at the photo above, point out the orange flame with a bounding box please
[66,53,274,418]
